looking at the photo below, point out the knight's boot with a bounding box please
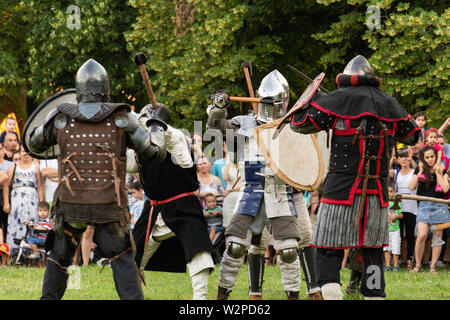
[298,247,321,299]
[285,291,299,300]
[308,291,323,300]
[346,270,362,296]
[248,253,265,300]
[41,253,69,300]
[217,285,231,300]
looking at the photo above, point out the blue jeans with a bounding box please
[26,237,45,246]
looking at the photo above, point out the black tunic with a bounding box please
[133,150,212,273]
[291,74,420,207]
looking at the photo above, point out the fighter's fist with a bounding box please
[208,91,230,109]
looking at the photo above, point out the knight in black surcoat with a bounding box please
[289,56,420,299]
[131,104,215,300]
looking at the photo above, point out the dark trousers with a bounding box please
[41,222,143,300]
[317,247,386,298]
[400,212,416,261]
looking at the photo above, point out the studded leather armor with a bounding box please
[55,107,128,208]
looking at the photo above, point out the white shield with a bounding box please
[255,118,330,191]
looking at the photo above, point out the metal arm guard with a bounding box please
[116,112,166,163]
[206,104,239,134]
[28,109,60,154]
[29,125,49,154]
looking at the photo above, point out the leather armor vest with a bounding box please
[55,110,128,207]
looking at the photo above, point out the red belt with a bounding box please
[144,192,194,249]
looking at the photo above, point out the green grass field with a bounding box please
[0,263,448,300]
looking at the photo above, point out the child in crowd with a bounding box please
[203,193,223,241]
[384,184,403,271]
[0,117,20,144]
[424,128,448,172]
[23,201,53,260]
[129,180,145,231]
[409,146,450,273]
[413,111,427,141]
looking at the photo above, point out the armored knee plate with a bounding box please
[227,242,247,259]
[278,247,298,264]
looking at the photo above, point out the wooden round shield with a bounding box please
[255,118,330,191]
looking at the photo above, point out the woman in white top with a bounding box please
[395,149,418,270]
[221,153,242,229]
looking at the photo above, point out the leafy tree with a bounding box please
[126,0,340,130]
[0,2,33,126]
[23,0,138,106]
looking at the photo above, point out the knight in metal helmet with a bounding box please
[24,58,168,300]
[290,55,420,300]
[206,69,302,300]
[255,69,289,123]
[343,55,374,77]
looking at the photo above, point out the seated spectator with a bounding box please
[23,201,53,260]
[203,193,223,241]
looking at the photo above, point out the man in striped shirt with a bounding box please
[24,202,53,260]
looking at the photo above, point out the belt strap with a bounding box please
[144,192,194,252]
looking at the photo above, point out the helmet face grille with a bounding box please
[256,70,289,122]
[76,59,110,103]
[343,55,373,77]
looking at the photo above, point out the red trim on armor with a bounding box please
[333,128,357,135]
[397,127,420,139]
[356,189,379,195]
[335,73,343,89]
[310,244,388,249]
[351,75,359,86]
[309,101,411,122]
[358,196,368,247]
[330,117,338,129]
[291,113,322,131]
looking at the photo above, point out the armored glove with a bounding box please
[207,91,230,120]
[145,103,171,131]
[209,90,230,109]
